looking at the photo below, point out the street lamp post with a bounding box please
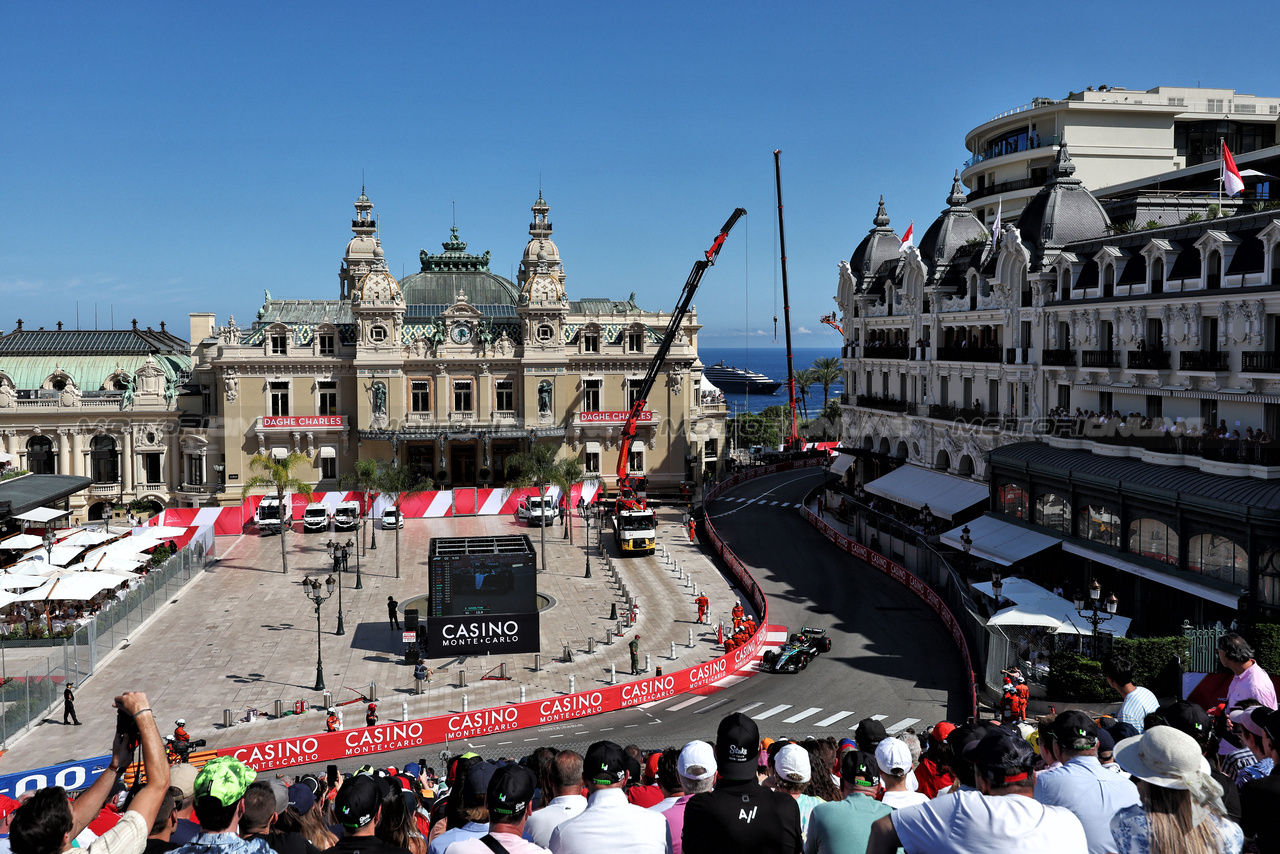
[303,575,336,691]
[348,537,362,590]
[959,524,972,556]
[991,569,1003,605]
[326,541,346,636]
[1073,579,1119,651]
[577,500,591,578]
[103,501,114,529]
[42,530,55,565]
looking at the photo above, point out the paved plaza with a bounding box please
[0,506,741,770]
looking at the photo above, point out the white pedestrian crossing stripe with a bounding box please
[813,711,853,727]
[885,717,921,735]
[781,707,823,724]
[854,714,888,730]
[666,696,707,712]
[752,704,793,720]
[734,702,763,714]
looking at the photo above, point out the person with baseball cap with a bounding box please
[169,756,271,854]
[1239,706,1280,854]
[874,738,927,809]
[546,741,670,853]
[1032,710,1139,854]
[659,742,715,854]
[805,751,891,854]
[913,722,955,798]
[429,762,496,854]
[681,713,801,853]
[867,727,1087,854]
[443,764,546,854]
[331,775,412,854]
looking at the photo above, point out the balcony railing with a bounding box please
[1127,350,1171,370]
[964,133,1061,169]
[1005,347,1029,365]
[968,176,1040,203]
[1242,351,1280,373]
[855,395,915,415]
[1081,350,1120,368]
[1180,350,1229,371]
[1042,349,1076,367]
[936,346,1002,363]
[861,345,910,360]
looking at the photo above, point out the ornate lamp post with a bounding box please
[1073,579,1119,646]
[325,541,346,636]
[960,524,972,556]
[991,569,1003,604]
[103,501,114,528]
[304,575,336,691]
[577,500,591,578]
[347,537,362,589]
[42,530,55,565]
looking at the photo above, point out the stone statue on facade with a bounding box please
[537,380,552,417]
[119,374,136,410]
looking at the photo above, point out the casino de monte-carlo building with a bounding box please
[183,191,727,501]
[835,143,1280,630]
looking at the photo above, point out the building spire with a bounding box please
[530,191,552,239]
[947,170,968,207]
[873,195,891,228]
[353,188,375,236]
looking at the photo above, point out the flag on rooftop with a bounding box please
[899,221,914,253]
[1223,140,1244,197]
[990,199,1002,252]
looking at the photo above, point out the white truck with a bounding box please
[255,494,292,534]
[517,495,557,527]
[302,502,331,533]
[333,500,361,531]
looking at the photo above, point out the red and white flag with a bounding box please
[1223,141,1245,196]
[899,221,914,252]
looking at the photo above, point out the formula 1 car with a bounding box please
[760,627,832,673]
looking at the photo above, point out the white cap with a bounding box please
[774,743,811,784]
[176,719,185,726]
[677,740,717,781]
[875,737,913,776]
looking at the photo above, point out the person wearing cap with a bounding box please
[645,750,683,814]
[174,720,190,747]
[1226,701,1273,787]
[428,763,496,854]
[681,713,801,854]
[326,709,340,733]
[804,751,891,854]
[546,741,670,854]
[773,743,823,842]
[11,691,170,854]
[1102,654,1160,735]
[694,594,708,625]
[867,727,1087,854]
[1218,632,1277,759]
[730,602,743,630]
[1033,710,1140,854]
[168,756,269,854]
[1146,700,1241,825]
[913,723,954,798]
[63,681,79,726]
[627,752,665,809]
[629,636,641,676]
[441,765,546,854]
[238,781,314,854]
[1238,706,1280,853]
[522,752,585,849]
[169,765,201,845]
[331,776,411,854]
[874,738,928,810]
[659,742,715,854]
[1110,726,1244,854]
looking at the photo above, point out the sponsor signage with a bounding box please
[260,416,345,429]
[425,612,540,657]
[576,411,654,424]
[401,631,416,644]
[0,754,112,797]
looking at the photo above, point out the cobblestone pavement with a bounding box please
[0,507,742,769]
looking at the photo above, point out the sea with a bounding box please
[700,346,843,415]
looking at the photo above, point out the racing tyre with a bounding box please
[818,637,832,653]
[762,650,777,668]
[799,655,810,671]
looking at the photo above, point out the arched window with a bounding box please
[1206,250,1222,290]
[1151,257,1165,294]
[1258,548,1280,610]
[1102,263,1115,297]
[90,434,118,484]
[998,484,1029,519]
[1077,504,1120,548]
[27,436,54,475]
[1127,518,1178,565]
[1059,267,1071,296]
[1188,533,1247,587]
[1035,492,1071,533]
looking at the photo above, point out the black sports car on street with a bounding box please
[760,627,832,673]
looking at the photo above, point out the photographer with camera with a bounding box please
[10,691,171,854]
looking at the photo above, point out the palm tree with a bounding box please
[376,464,434,579]
[339,458,381,555]
[502,443,562,571]
[794,368,817,420]
[551,457,586,546]
[811,356,843,409]
[241,452,314,573]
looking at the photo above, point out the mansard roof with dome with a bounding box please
[400,225,522,312]
[847,197,904,295]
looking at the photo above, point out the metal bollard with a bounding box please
[520,686,526,702]
[570,675,576,694]
[616,620,623,636]
[274,699,285,718]
[323,690,333,709]
[610,664,616,684]
[402,700,408,721]
[688,628,694,648]
[457,669,466,688]
[588,637,596,654]
[623,612,631,628]
[534,654,541,671]
[606,629,614,645]
[416,678,424,695]
[670,641,676,659]
[368,682,378,702]
[693,581,698,595]
[499,662,507,679]
[563,644,574,662]
[462,694,468,713]
[223,708,233,728]
[645,653,651,672]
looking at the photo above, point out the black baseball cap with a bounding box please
[716,713,760,780]
[840,750,880,788]
[1148,701,1212,747]
[1051,710,1099,751]
[855,718,888,750]
[962,728,1037,785]
[463,761,498,805]
[583,741,629,786]
[1251,707,1280,742]
[488,764,536,819]
[335,775,380,829]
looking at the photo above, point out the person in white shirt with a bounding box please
[445,764,549,854]
[548,741,671,854]
[874,738,928,809]
[867,727,1088,854]
[523,752,586,849]
[1103,654,1159,733]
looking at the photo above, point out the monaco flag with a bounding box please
[899,221,914,252]
[1223,141,1245,196]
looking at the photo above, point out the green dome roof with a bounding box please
[401,226,521,306]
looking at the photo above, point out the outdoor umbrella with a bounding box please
[0,534,45,551]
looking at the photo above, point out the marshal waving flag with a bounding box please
[1222,141,1245,197]
[899,221,914,253]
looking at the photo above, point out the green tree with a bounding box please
[811,356,843,409]
[339,458,381,554]
[241,451,314,573]
[503,443,564,571]
[376,464,435,579]
[732,412,782,451]
[794,369,817,420]
[551,456,586,545]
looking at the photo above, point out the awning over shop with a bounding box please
[1061,541,1243,610]
[972,577,1132,637]
[941,515,1061,566]
[14,508,71,524]
[864,465,988,519]
[319,447,336,459]
[830,454,855,478]
[270,447,288,460]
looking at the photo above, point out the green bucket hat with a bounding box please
[194,756,257,806]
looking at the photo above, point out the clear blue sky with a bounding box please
[5,1,1279,347]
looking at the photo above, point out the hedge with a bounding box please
[1247,622,1280,676]
[1048,635,1189,702]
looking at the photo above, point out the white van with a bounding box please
[255,494,292,534]
[517,495,556,527]
[302,502,331,532]
[333,500,361,531]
